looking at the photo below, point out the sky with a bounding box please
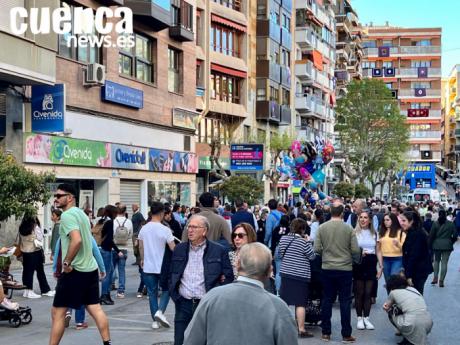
[352,0,460,77]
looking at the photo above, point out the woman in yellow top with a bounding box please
[377,213,406,293]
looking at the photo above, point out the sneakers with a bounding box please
[75,322,88,330]
[342,336,356,343]
[111,283,117,291]
[23,290,41,299]
[151,321,160,329]
[100,295,114,305]
[1,298,19,310]
[321,334,331,342]
[65,312,71,328]
[363,317,375,330]
[136,292,143,298]
[357,317,365,330]
[42,290,56,297]
[154,310,171,328]
[116,292,125,299]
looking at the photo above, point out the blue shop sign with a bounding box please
[230,144,264,171]
[31,84,65,133]
[111,144,149,170]
[101,80,143,109]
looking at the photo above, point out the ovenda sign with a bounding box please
[111,144,148,170]
[31,84,65,133]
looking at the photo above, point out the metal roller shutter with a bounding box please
[119,180,141,217]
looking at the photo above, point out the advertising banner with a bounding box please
[111,144,149,170]
[198,156,230,170]
[230,144,264,171]
[31,84,65,133]
[149,149,198,173]
[172,108,198,130]
[24,133,111,167]
[101,80,144,109]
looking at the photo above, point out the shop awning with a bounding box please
[211,63,247,78]
[211,14,247,32]
[312,50,323,71]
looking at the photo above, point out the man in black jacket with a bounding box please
[231,198,256,230]
[169,214,233,345]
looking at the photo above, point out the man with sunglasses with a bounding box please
[49,183,111,345]
[170,214,234,345]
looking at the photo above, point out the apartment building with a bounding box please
[362,24,442,166]
[334,0,362,98]
[441,66,460,171]
[294,0,336,143]
[1,0,199,239]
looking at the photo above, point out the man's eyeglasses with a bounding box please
[187,225,206,230]
[54,193,70,199]
[232,233,247,239]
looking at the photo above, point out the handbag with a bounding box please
[388,304,403,318]
[13,233,22,259]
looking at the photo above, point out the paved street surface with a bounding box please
[2,244,460,345]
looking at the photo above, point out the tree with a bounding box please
[263,131,296,199]
[354,183,372,199]
[217,175,264,205]
[333,182,355,199]
[335,79,409,183]
[0,150,55,222]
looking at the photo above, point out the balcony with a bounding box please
[455,129,460,137]
[281,28,292,50]
[399,46,441,56]
[401,109,442,118]
[347,11,359,25]
[295,60,313,81]
[257,60,281,84]
[281,0,292,12]
[315,71,333,90]
[396,68,442,78]
[363,47,399,57]
[295,28,317,51]
[409,131,442,139]
[125,0,171,31]
[335,70,351,84]
[281,65,291,88]
[257,100,281,123]
[280,105,292,125]
[336,14,352,33]
[295,94,315,113]
[257,20,281,44]
[398,89,442,98]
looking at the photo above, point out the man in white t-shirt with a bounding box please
[112,204,133,298]
[139,202,175,330]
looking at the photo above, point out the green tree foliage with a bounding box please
[217,175,264,205]
[0,151,55,221]
[335,79,409,183]
[333,182,355,199]
[354,183,372,199]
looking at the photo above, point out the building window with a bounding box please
[172,0,193,31]
[362,61,376,69]
[282,88,290,106]
[196,60,204,87]
[411,103,431,109]
[257,4,266,18]
[411,60,431,68]
[412,81,431,89]
[213,0,241,11]
[385,83,392,89]
[413,39,431,46]
[210,23,241,57]
[270,86,279,102]
[257,88,266,101]
[382,40,392,47]
[118,33,155,83]
[281,49,290,67]
[198,118,230,144]
[168,48,183,93]
[210,72,241,103]
[57,1,100,63]
[196,10,202,46]
[363,41,377,48]
[382,61,393,68]
[281,13,291,30]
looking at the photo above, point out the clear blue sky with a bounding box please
[352,0,460,77]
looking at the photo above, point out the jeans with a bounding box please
[137,266,145,293]
[383,256,403,282]
[112,249,127,293]
[321,270,353,338]
[274,246,282,293]
[433,250,452,282]
[143,273,170,321]
[100,249,114,296]
[75,306,85,324]
[174,297,200,345]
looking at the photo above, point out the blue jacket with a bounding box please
[231,209,255,230]
[169,239,234,302]
[264,210,282,247]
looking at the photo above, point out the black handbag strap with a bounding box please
[280,236,297,259]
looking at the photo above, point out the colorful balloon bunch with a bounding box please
[276,137,335,205]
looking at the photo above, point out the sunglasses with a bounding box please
[232,233,247,239]
[54,193,70,199]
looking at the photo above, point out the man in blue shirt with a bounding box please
[264,199,282,248]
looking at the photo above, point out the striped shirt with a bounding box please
[279,233,316,281]
[179,241,206,299]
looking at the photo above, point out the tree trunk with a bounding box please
[271,176,279,200]
[388,181,393,200]
[371,182,378,197]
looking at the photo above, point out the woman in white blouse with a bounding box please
[353,211,384,331]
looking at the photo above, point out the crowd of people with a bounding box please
[1,187,459,345]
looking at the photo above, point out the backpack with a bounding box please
[92,221,105,246]
[114,218,130,245]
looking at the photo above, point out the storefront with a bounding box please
[405,163,436,190]
[196,156,231,195]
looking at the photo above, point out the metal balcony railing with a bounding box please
[399,46,441,55]
[397,68,441,77]
[409,131,442,139]
[399,89,441,97]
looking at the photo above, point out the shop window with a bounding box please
[148,182,191,206]
[58,1,100,64]
[118,33,155,83]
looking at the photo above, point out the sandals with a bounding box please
[298,330,314,338]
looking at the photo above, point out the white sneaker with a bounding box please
[151,321,159,329]
[24,290,41,299]
[42,290,55,297]
[1,298,19,310]
[154,310,171,328]
[363,317,375,330]
[357,316,365,330]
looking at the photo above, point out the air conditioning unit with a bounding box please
[84,63,105,86]
[421,151,432,159]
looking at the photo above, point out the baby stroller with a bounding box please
[305,256,323,326]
